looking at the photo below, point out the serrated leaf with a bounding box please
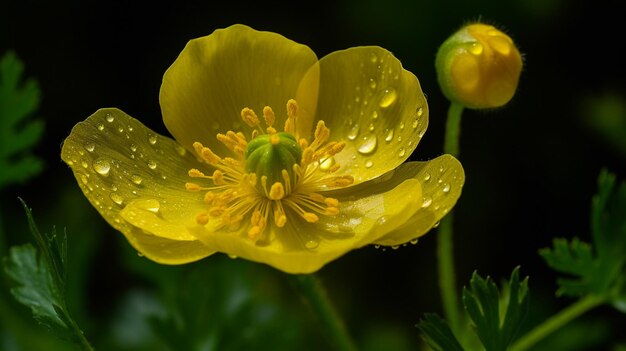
[417,313,465,351]
[540,170,626,302]
[462,267,529,351]
[3,244,67,334]
[2,200,93,350]
[0,51,44,188]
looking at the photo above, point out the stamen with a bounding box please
[212,170,225,185]
[303,212,319,223]
[241,107,260,127]
[185,182,204,191]
[196,212,209,225]
[285,99,298,133]
[269,182,285,200]
[263,106,275,128]
[188,169,208,178]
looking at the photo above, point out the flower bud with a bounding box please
[436,23,522,109]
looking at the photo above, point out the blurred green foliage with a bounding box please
[0,51,44,188]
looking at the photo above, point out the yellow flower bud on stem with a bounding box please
[436,23,523,109]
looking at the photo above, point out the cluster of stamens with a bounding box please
[185,99,354,242]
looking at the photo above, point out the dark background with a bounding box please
[1,0,625,350]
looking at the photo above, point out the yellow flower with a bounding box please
[436,23,523,109]
[61,25,464,273]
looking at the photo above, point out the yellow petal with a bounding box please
[373,154,465,246]
[188,164,425,274]
[296,46,428,184]
[128,226,215,264]
[160,24,318,154]
[61,108,215,263]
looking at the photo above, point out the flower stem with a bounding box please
[509,295,604,351]
[438,102,464,333]
[292,274,357,351]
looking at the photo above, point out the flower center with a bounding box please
[185,99,354,242]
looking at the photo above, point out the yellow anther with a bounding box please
[324,197,339,207]
[325,207,340,215]
[193,141,204,155]
[208,206,225,217]
[281,169,292,194]
[251,210,262,225]
[263,106,275,127]
[201,147,221,164]
[251,130,259,139]
[217,133,237,148]
[313,120,330,143]
[248,226,261,240]
[285,99,298,133]
[275,214,287,227]
[185,182,203,191]
[234,145,245,156]
[327,164,340,173]
[196,212,209,225]
[241,107,260,127]
[330,141,346,155]
[303,212,319,223]
[204,192,215,204]
[188,169,207,178]
[332,176,354,187]
[270,134,280,145]
[266,126,277,134]
[269,182,285,200]
[212,170,225,185]
[299,138,309,149]
[301,147,314,166]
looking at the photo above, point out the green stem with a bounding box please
[292,274,357,351]
[509,295,604,351]
[437,102,464,333]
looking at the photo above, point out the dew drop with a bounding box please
[418,129,426,138]
[117,126,124,133]
[398,148,406,157]
[109,192,124,205]
[369,53,378,63]
[385,128,394,142]
[371,110,378,120]
[391,245,400,250]
[357,136,377,155]
[348,124,359,141]
[423,172,431,181]
[319,156,336,171]
[305,240,319,249]
[410,239,419,245]
[374,244,381,249]
[97,124,105,131]
[176,145,187,156]
[422,196,433,208]
[365,160,373,168]
[138,199,160,213]
[148,134,157,145]
[131,174,143,185]
[354,96,360,103]
[379,88,397,108]
[147,160,157,170]
[417,106,424,117]
[81,160,89,168]
[368,123,375,132]
[130,144,137,152]
[369,79,377,89]
[137,252,144,257]
[84,143,95,152]
[399,122,405,130]
[469,42,483,55]
[376,216,387,225]
[433,221,441,228]
[412,119,419,129]
[442,183,451,193]
[79,174,88,184]
[105,114,114,122]
[128,125,133,132]
[93,158,111,176]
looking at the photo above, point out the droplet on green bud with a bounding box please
[435,23,523,109]
[245,132,302,187]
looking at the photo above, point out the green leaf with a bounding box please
[0,51,44,188]
[2,200,93,350]
[417,313,465,351]
[540,170,626,302]
[462,267,529,351]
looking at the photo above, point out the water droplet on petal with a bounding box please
[84,143,95,152]
[176,145,187,156]
[105,114,114,122]
[410,239,419,245]
[379,88,397,108]
[433,221,441,228]
[97,124,105,131]
[358,136,377,155]
[138,199,160,213]
[93,158,111,176]
[148,134,157,145]
[348,124,359,141]
[365,160,373,168]
[368,123,375,132]
[398,148,406,157]
[371,110,378,120]
[412,119,419,129]
[469,42,483,55]
[79,174,88,184]
[228,254,238,259]
[319,156,336,171]
[385,128,394,142]
[422,196,433,208]
[391,245,400,250]
[442,183,451,193]
[417,107,424,117]
[109,192,124,205]
[377,216,387,225]
[399,122,405,130]
[130,144,137,152]
[305,240,319,249]
[374,244,381,249]
[423,172,431,181]
[369,53,378,63]
[147,160,157,170]
[131,174,143,185]
[369,79,377,89]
